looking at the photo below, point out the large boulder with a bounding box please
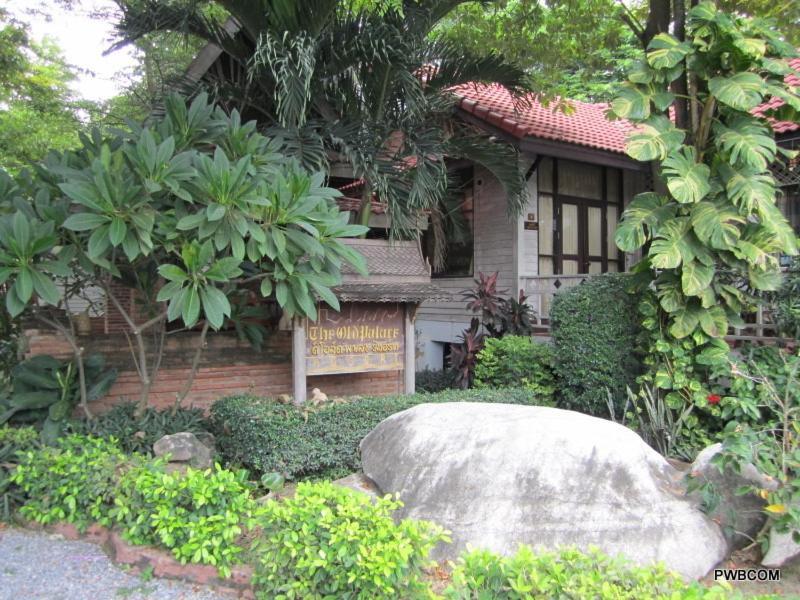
[689,443,777,551]
[360,402,727,580]
[153,432,214,468]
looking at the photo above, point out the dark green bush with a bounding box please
[415,368,456,393]
[210,388,545,480]
[474,336,556,403]
[550,274,643,417]
[67,402,210,454]
[773,256,800,340]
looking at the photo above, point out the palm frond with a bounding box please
[445,133,527,216]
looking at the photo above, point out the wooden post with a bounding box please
[404,304,415,394]
[292,317,307,405]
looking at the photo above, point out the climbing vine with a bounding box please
[611,2,799,413]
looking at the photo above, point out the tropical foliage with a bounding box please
[0,93,367,411]
[0,354,117,442]
[0,9,88,172]
[110,0,532,267]
[435,0,645,102]
[611,2,799,408]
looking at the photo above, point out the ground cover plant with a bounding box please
[443,545,753,599]
[0,425,38,520]
[210,387,547,480]
[112,459,257,578]
[66,402,210,454]
[10,434,128,530]
[0,353,117,441]
[251,481,447,599]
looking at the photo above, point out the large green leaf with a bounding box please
[719,164,775,213]
[30,269,61,306]
[697,306,728,337]
[669,305,700,338]
[708,72,765,110]
[661,147,710,204]
[615,193,675,252]
[681,260,715,296]
[610,85,651,120]
[748,266,783,291]
[649,218,693,269]
[647,34,692,70]
[199,285,231,330]
[714,118,776,171]
[62,213,109,231]
[689,201,744,249]
[755,201,798,255]
[626,116,685,161]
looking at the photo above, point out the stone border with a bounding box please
[32,522,255,599]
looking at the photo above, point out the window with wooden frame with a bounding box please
[538,157,624,276]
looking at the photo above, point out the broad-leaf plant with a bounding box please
[0,94,367,413]
[610,2,799,418]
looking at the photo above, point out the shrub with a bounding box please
[773,257,800,340]
[251,481,446,599]
[444,546,737,599]
[10,435,128,530]
[550,273,643,416]
[474,336,556,402]
[67,402,210,454]
[210,387,545,480]
[0,425,39,520]
[0,353,117,442]
[415,368,456,393]
[697,345,800,549]
[112,461,256,578]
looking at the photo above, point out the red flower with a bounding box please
[707,394,721,405]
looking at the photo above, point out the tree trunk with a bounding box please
[671,0,690,135]
[642,0,672,47]
[173,321,210,413]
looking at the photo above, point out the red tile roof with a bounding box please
[752,57,800,134]
[453,83,634,154]
[455,58,800,152]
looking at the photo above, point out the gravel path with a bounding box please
[0,527,230,600]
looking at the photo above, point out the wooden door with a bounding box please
[556,198,606,275]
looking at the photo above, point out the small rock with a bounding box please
[153,432,213,468]
[310,388,328,405]
[277,394,293,405]
[193,431,216,451]
[332,473,381,501]
[690,443,777,551]
[762,514,800,567]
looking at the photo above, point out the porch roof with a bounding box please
[332,238,447,303]
[452,83,633,154]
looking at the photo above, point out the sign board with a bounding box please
[305,302,404,375]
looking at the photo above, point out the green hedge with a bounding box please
[474,336,556,403]
[210,388,545,480]
[550,273,643,417]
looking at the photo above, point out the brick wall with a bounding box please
[24,328,403,413]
